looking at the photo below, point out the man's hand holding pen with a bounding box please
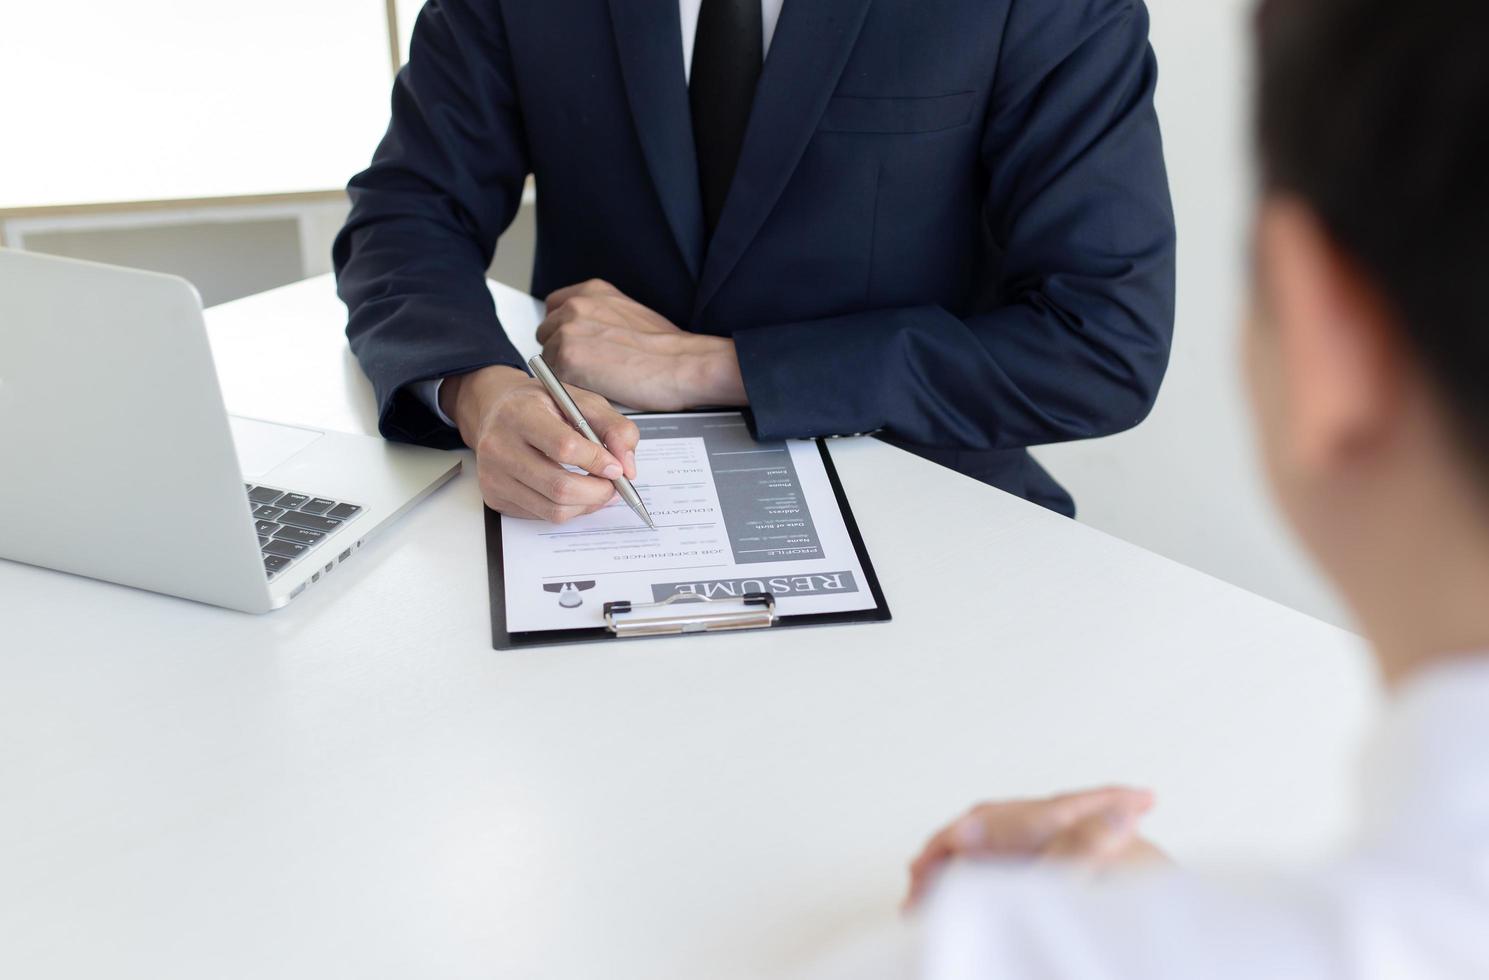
[441,364,639,523]
[442,277,750,524]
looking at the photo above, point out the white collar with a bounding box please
[1360,655,1489,852]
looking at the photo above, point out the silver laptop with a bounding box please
[0,248,460,612]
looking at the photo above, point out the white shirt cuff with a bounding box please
[412,378,457,428]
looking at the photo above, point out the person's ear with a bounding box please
[1256,197,1404,477]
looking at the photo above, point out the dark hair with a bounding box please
[1255,0,1489,464]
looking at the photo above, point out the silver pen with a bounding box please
[527,354,655,529]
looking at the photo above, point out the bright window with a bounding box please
[0,1,396,209]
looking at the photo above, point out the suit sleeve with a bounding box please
[332,0,529,449]
[732,0,1176,451]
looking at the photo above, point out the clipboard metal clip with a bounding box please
[602,592,777,638]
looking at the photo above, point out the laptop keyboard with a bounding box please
[245,484,362,580]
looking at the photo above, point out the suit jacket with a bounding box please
[333,0,1177,516]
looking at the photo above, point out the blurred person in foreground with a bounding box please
[815,0,1489,975]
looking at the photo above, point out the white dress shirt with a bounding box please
[414,0,784,428]
[871,657,1489,979]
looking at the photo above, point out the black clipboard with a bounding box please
[484,433,891,649]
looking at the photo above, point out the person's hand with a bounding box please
[1041,806,1168,868]
[904,786,1163,908]
[537,279,747,411]
[441,364,640,522]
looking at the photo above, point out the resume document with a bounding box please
[500,412,877,633]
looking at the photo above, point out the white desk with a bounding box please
[0,275,1380,979]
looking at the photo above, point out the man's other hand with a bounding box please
[441,365,640,522]
[904,786,1162,909]
[537,279,747,411]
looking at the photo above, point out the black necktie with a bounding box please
[690,0,763,236]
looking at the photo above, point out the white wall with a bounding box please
[3,198,355,307]
[1032,0,1352,628]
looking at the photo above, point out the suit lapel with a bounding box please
[608,0,705,280]
[692,0,874,318]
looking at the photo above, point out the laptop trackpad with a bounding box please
[229,416,325,480]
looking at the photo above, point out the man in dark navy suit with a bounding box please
[334,0,1176,522]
